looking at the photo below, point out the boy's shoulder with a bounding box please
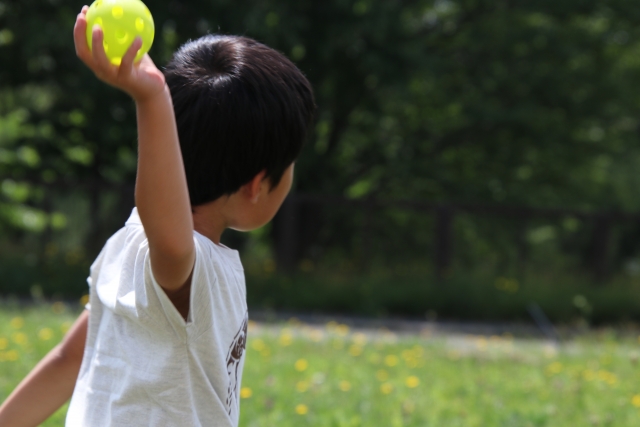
[91,208,246,319]
[99,208,244,275]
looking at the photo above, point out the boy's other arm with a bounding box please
[0,310,88,427]
[74,7,194,292]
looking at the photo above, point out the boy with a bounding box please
[0,5,315,426]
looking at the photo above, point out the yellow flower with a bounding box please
[240,387,252,399]
[326,321,338,330]
[279,332,293,347]
[295,359,309,372]
[296,381,309,392]
[251,339,266,352]
[546,362,562,375]
[376,370,389,381]
[339,380,352,392]
[632,395,640,408]
[38,328,54,341]
[598,370,617,385]
[12,333,27,345]
[10,317,23,329]
[348,345,363,357]
[4,350,18,361]
[335,324,350,336]
[405,376,420,388]
[384,355,399,367]
[0,338,7,350]
[380,383,393,394]
[295,404,308,415]
[352,333,367,345]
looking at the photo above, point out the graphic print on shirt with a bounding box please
[226,312,248,417]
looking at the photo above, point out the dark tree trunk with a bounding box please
[435,207,455,280]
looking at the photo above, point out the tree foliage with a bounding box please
[2,0,640,271]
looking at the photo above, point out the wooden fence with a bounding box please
[12,181,640,282]
[274,192,640,281]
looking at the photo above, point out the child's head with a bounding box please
[163,34,316,207]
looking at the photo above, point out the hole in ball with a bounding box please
[135,18,145,32]
[112,6,123,19]
[115,29,129,44]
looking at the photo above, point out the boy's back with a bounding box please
[66,209,248,426]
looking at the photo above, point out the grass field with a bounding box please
[1,303,640,426]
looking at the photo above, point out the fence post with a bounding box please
[435,206,454,280]
[589,215,612,282]
[275,194,298,273]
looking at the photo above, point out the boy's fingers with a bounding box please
[73,14,91,63]
[91,25,113,72]
[81,5,89,14]
[118,37,143,78]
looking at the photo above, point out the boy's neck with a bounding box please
[192,199,230,245]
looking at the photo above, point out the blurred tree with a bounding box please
[2,0,640,274]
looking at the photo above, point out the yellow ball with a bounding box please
[86,0,155,66]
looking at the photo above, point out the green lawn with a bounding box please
[1,304,640,426]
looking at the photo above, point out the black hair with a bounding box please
[163,35,316,206]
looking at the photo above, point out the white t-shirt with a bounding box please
[66,208,249,427]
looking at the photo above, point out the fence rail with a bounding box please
[275,192,640,281]
[9,180,640,282]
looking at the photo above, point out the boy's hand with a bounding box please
[73,5,165,103]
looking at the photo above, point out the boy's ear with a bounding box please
[244,170,268,203]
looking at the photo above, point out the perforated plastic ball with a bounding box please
[85,0,154,66]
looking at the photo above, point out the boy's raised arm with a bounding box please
[74,7,194,291]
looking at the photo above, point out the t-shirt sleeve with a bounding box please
[84,238,110,312]
[92,224,243,338]
[141,232,218,334]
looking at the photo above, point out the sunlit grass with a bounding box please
[0,303,77,426]
[241,321,640,426]
[1,304,640,426]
